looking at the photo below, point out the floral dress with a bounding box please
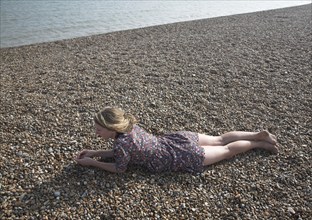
[113,125,205,173]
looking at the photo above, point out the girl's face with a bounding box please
[95,123,116,140]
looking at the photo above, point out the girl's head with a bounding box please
[94,107,137,136]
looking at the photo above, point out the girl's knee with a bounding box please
[223,145,233,159]
[202,145,232,166]
[198,134,223,146]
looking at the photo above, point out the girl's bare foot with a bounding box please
[260,142,279,154]
[257,131,277,145]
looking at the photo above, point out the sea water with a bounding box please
[0,0,310,48]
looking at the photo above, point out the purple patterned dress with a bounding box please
[113,125,205,173]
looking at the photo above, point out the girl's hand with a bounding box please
[76,150,96,159]
[75,157,96,167]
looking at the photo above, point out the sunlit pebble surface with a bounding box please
[0,5,311,219]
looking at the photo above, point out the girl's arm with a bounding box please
[94,149,114,159]
[75,157,125,173]
[76,149,114,159]
[91,160,124,173]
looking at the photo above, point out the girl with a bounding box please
[75,107,278,173]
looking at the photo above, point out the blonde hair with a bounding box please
[94,107,137,133]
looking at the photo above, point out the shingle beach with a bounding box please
[0,4,311,219]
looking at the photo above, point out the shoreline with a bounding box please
[1,4,311,219]
[1,3,311,49]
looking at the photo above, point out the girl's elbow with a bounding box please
[115,167,127,173]
[117,170,126,173]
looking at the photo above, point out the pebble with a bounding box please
[54,191,61,198]
[81,190,88,198]
[287,207,296,214]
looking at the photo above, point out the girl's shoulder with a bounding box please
[115,124,151,144]
[132,124,154,137]
[114,125,140,143]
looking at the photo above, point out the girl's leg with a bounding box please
[198,130,277,146]
[202,140,278,166]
